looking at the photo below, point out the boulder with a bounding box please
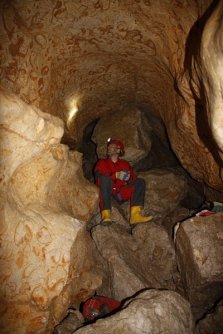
[132,222,177,290]
[92,106,152,165]
[175,213,223,320]
[75,289,194,334]
[91,222,177,300]
[195,299,223,334]
[141,169,188,218]
[120,169,188,225]
[53,309,84,334]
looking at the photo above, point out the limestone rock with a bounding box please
[120,169,188,223]
[53,309,84,334]
[92,107,152,165]
[133,130,179,171]
[193,2,223,155]
[195,299,223,334]
[91,224,144,300]
[170,1,223,191]
[91,222,177,300]
[75,289,195,334]
[142,169,188,218]
[175,213,223,320]
[0,86,101,334]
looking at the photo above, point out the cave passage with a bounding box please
[1,1,223,333]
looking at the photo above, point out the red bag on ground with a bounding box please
[82,295,121,321]
[195,209,215,217]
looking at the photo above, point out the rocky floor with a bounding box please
[53,205,223,334]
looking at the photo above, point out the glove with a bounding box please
[116,170,130,181]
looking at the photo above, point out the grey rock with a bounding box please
[175,213,223,320]
[74,289,194,334]
[91,222,177,300]
[53,310,84,334]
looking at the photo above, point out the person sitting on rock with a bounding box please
[94,138,153,225]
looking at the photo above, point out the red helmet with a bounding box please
[107,139,125,156]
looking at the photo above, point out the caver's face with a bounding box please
[107,143,121,156]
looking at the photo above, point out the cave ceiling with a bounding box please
[1,0,223,191]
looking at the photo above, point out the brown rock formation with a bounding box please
[0,86,100,333]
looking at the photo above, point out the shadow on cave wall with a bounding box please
[79,118,99,182]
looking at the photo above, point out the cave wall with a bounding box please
[1,0,223,190]
[0,85,101,333]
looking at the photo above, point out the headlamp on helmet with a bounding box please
[107,138,125,156]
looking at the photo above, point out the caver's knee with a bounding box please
[99,175,112,187]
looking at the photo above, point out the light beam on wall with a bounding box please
[66,96,79,128]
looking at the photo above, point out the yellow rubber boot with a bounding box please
[101,209,112,225]
[130,206,153,225]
